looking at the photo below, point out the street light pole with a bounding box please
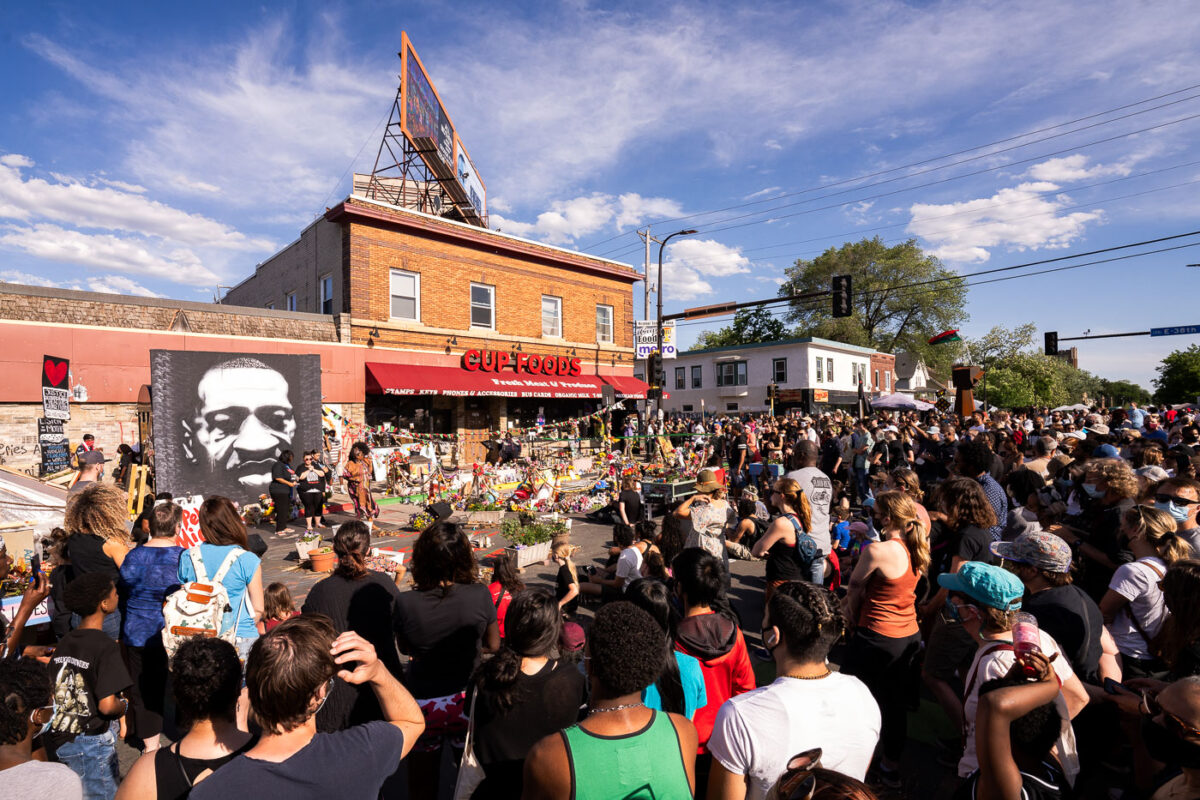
[656,228,697,416]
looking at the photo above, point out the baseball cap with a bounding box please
[990,532,1072,574]
[1093,444,1121,459]
[79,450,110,465]
[937,561,1024,611]
[927,426,940,435]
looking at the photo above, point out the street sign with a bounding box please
[1151,325,1200,337]
[634,320,678,359]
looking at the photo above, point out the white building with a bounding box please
[650,337,895,415]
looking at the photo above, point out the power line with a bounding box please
[579,82,1200,252]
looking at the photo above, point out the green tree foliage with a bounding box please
[1097,379,1152,406]
[778,237,968,374]
[1154,345,1200,405]
[694,307,789,349]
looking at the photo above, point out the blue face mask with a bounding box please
[944,597,963,623]
[1082,483,1103,499]
[1156,500,1190,523]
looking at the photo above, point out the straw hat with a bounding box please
[695,468,723,493]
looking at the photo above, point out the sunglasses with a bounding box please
[1142,692,1200,739]
[1156,494,1199,507]
[773,748,823,800]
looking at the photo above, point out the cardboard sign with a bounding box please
[41,355,71,421]
[38,418,71,475]
[175,495,206,548]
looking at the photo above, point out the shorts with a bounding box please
[922,617,978,682]
[414,691,468,753]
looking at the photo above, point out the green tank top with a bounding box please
[561,710,691,799]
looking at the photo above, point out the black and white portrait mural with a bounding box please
[150,350,322,503]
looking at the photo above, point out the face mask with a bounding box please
[1156,500,1191,524]
[943,597,973,624]
[30,705,53,739]
[1142,716,1200,769]
[1082,483,1103,499]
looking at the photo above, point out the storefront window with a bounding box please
[391,269,420,320]
[470,283,494,328]
[542,295,562,337]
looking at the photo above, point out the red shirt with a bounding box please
[674,611,757,752]
[488,582,514,638]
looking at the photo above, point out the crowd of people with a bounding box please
[5,401,1200,799]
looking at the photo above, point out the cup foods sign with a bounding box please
[461,349,583,377]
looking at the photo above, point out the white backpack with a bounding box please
[161,547,246,658]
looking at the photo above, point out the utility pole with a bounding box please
[639,228,654,426]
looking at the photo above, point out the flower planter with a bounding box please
[506,540,551,569]
[467,510,504,528]
[295,538,322,561]
[309,548,337,572]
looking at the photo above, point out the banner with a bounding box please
[634,321,678,359]
[41,355,70,421]
[38,418,70,475]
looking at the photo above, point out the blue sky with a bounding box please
[2,1,1200,389]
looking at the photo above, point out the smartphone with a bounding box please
[1104,677,1133,695]
[29,554,41,582]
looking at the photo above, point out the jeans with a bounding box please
[808,555,826,584]
[853,467,872,504]
[55,720,119,800]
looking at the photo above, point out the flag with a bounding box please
[928,330,961,345]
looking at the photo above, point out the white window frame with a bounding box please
[691,365,702,389]
[596,304,614,344]
[286,292,297,312]
[773,357,787,385]
[827,358,834,382]
[815,357,823,383]
[674,366,685,390]
[390,269,421,321]
[470,282,494,329]
[716,361,747,387]
[885,371,891,390]
[726,402,739,412]
[542,295,562,338]
[320,274,333,315]
[874,369,880,390]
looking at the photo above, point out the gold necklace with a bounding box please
[783,669,832,680]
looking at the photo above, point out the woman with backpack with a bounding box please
[752,478,816,601]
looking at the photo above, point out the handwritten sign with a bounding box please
[41,355,71,421]
[175,495,206,548]
[38,418,70,475]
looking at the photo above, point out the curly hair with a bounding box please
[587,602,667,698]
[0,658,50,746]
[411,521,478,594]
[940,476,998,531]
[873,491,930,575]
[772,478,812,532]
[172,638,243,726]
[768,580,845,663]
[957,437,995,477]
[64,483,131,546]
[63,572,115,616]
[1088,458,1139,500]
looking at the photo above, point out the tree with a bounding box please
[1097,379,1151,406]
[1155,345,1200,405]
[778,237,968,373]
[965,323,1037,366]
[694,307,789,349]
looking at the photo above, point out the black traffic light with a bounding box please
[648,351,664,388]
[767,383,778,402]
[832,275,852,318]
[1044,331,1058,356]
[646,387,662,401]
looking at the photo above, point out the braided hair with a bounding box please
[768,580,845,664]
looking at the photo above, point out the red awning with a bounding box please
[600,374,650,399]
[366,363,606,399]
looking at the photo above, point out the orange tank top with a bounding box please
[858,539,920,637]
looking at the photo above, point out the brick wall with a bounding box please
[0,283,340,342]
[0,402,141,476]
[223,218,343,314]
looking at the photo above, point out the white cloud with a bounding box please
[907,181,1104,263]
[492,192,683,245]
[614,193,685,230]
[1027,154,1131,183]
[0,224,220,284]
[85,275,161,297]
[743,187,782,201]
[659,239,752,301]
[0,269,73,289]
[0,156,273,250]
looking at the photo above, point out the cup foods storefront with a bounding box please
[365,348,647,461]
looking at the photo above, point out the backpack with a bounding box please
[161,547,247,658]
[784,514,820,570]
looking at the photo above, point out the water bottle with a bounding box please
[1012,612,1042,675]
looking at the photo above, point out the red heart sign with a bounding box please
[44,359,68,387]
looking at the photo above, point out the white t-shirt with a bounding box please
[615,546,643,590]
[708,673,880,800]
[1,760,83,800]
[959,628,1079,782]
[1108,557,1168,660]
[785,467,833,554]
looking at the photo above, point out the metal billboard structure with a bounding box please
[364,32,488,228]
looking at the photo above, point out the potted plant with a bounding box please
[501,518,554,568]
[309,546,337,572]
[295,531,323,562]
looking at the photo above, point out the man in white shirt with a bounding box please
[707,581,879,799]
[583,523,642,601]
[784,440,832,583]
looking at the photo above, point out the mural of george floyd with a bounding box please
[150,350,322,504]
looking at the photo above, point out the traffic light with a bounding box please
[648,351,664,388]
[832,275,852,318]
[767,383,778,402]
[646,387,662,401]
[1044,331,1058,356]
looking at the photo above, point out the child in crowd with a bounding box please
[261,582,297,632]
[46,573,132,800]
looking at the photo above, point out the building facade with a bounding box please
[660,337,895,416]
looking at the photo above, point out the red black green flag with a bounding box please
[928,329,961,345]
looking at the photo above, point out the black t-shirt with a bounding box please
[888,439,909,468]
[870,440,891,474]
[189,721,406,800]
[1023,584,1103,679]
[955,761,1069,800]
[617,489,643,523]
[65,533,119,581]
[556,563,579,615]
[956,524,994,565]
[733,435,748,467]
[469,660,587,799]
[819,438,841,473]
[46,628,132,752]
[395,583,498,698]
[270,460,295,494]
[303,571,404,731]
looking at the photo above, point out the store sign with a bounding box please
[41,355,71,421]
[634,320,677,359]
[814,389,829,403]
[461,349,582,377]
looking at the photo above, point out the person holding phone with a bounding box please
[297,450,329,532]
